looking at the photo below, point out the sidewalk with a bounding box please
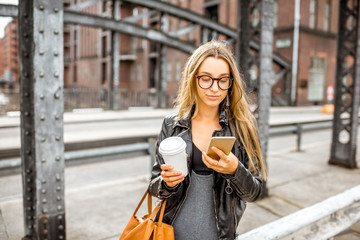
[0,136,359,239]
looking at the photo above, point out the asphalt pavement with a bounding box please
[0,106,360,239]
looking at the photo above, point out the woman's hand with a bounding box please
[161,164,185,188]
[202,146,239,175]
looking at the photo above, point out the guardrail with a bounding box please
[236,185,360,240]
[0,117,354,171]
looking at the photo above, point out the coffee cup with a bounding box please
[159,137,188,176]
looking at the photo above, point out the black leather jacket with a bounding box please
[148,109,265,240]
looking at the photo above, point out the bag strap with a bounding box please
[132,190,152,216]
[156,199,167,227]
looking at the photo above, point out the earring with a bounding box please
[226,94,231,107]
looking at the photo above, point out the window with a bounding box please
[323,1,331,31]
[130,64,136,81]
[309,0,317,29]
[102,36,107,58]
[175,60,181,82]
[308,56,326,101]
[167,62,172,82]
[102,62,107,84]
[137,64,142,81]
[204,4,219,41]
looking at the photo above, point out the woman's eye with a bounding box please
[202,77,211,81]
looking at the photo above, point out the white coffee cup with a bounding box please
[159,137,188,176]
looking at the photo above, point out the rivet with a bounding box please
[39,29,44,34]
[56,174,61,181]
[41,137,46,142]
[57,206,62,211]
[28,225,33,229]
[24,72,29,77]
[24,52,29,57]
[39,50,44,55]
[27,187,32,192]
[40,115,45,121]
[54,30,59,35]
[27,197,31,201]
[42,199,47,204]
[55,115,60,120]
[24,112,30,116]
[42,209,48,214]
[27,216,32,220]
[55,156,61,161]
[58,215,63,220]
[25,131,30,135]
[41,158,46,163]
[56,186,61,191]
[24,92,29,97]
[59,235,64,240]
[39,5,44,10]
[43,218,48,224]
[54,72,59,78]
[23,33,28,38]
[54,8,59,13]
[54,93,60,99]
[43,229,48,235]
[54,50,59,56]
[55,136,60,141]
[26,178,31,183]
[25,150,31,155]
[57,196,62,201]
[40,94,45,100]
[58,225,64,230]
[40,72,45,78]
[24,13,28,18]
[27,207,32,211]
[41,189,47,194]
[26,169,31,173]
[42,179,47,184]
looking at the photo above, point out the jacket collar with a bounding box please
[173,105,229,129]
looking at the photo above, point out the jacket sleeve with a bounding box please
[148,116,181,198]
[223,145,265,202]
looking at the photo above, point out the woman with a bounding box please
[148,40,267,240]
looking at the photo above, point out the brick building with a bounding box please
[0,18,18,88]
[0,0,342,107]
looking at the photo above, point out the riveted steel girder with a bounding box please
[63,10,196,54]
[0,3,17,17]
[122,0,237,39]
[18,1,66,239]
[330,0,360,168]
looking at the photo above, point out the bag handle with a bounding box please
[156,199,167,227]
[132,190,153,216]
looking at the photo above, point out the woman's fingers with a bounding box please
[161,164,185,187]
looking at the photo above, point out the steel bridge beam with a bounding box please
[0,3,17,17]
[18,0,66,239]
[64,9,195,54]
[330,0,360,168]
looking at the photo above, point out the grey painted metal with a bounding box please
[291,0,301,105]
[169,24,197,38]
[330,0,360,168]
[237,184,360,239]
[18,0,66,239]
[158,12,168,108]
[110,0,120,110]
[122,0,237,39]
[63,9,196,54]
[123,10,157,23]
[236,0,251,88]
[258,0,274,199]
[0,3,17,17]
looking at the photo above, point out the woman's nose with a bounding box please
[210,80,219,91]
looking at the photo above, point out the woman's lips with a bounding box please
[207,95,220,100]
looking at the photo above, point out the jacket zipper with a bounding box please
[225,179,233,194]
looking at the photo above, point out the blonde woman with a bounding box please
[148,40,267,240]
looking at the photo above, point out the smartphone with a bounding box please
[206,136,236,160]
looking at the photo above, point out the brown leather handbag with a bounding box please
[119,190,174,240]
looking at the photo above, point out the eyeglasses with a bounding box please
[195,75,233,90]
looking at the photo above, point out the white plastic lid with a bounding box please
[159,137,186,156]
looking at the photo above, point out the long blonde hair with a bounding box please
[175,40,267,180]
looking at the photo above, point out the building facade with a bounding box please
[0,18,18,88]
[0,0,341,107]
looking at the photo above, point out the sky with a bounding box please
[0,0,18,39]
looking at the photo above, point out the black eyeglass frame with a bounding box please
[195,75,233,90]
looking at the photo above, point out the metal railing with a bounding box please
[0,116,351,170]
[236,185,360,240]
